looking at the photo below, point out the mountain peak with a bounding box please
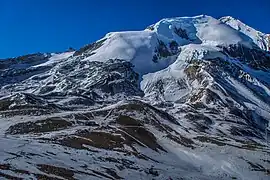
[220,16,269,51]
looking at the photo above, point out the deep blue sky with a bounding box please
[0,0,269,58]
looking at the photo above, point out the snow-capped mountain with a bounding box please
[220,16,270,51]
[0,15,269,180]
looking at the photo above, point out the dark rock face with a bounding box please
[6,117,73,135]
[174,27,189,40]
[43,58,143,100]
[0,53,51,65]
[146,24,155,31]
[0,53,52,87]
[1,58,143,108]
[169,41,179,53]
[73,39,106,57]
[218,44,270,70]
[152,40,180,62]
[0,93,63,117]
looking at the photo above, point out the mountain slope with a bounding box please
[0,15,269,180]
[220,16,270,51]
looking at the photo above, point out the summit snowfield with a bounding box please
[0,15,269,179]
[84,15,267,75]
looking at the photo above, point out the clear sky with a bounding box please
[0,0,269,58]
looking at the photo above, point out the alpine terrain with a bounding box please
[0,15,270,180]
